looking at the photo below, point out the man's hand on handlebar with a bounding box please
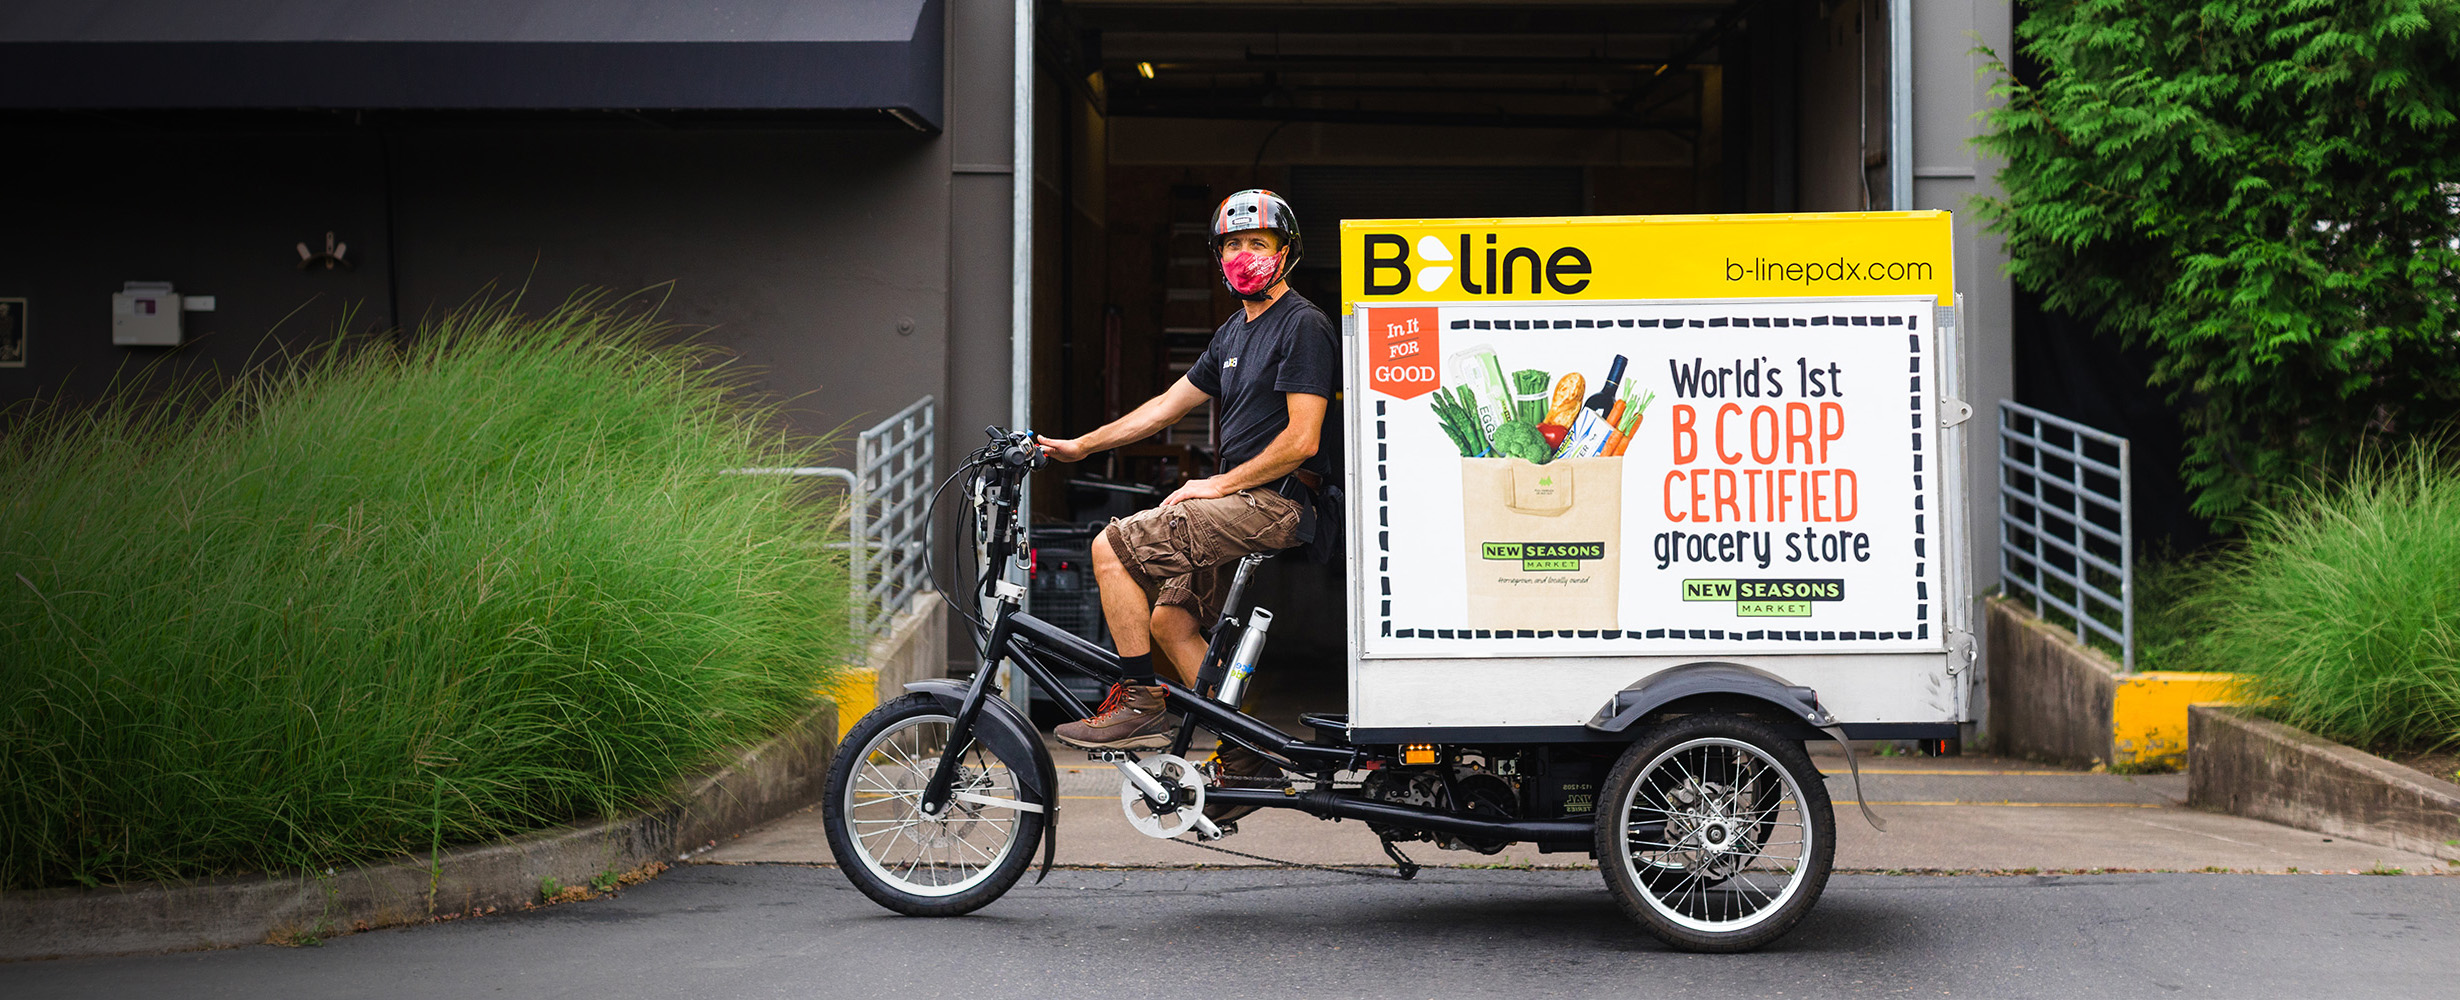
[1161,476,1230,507]
[1035,435,1089,463]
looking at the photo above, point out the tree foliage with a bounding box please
[1977,0,2460,519]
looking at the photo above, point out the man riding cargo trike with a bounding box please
[823,198,1975,953]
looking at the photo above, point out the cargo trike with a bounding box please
[822,211,1975,953]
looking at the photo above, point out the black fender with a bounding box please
[1583,663,1887,832]
[903,679,1062,879]
[1584,662,1837,736]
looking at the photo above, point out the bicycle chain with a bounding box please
[1170,832,1419,880]
[1093,751,1419,880]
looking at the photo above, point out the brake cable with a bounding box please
[920,453,995,633]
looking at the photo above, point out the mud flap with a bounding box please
[1818,724,1889,832]
[902,680,1061,880]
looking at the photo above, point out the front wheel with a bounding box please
[822,694,1046,916]
[1596,713,1836,952]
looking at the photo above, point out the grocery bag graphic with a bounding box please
[1460,457,1622,630]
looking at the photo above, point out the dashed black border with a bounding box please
[1376,308,1932,646]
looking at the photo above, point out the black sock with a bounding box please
[1118,653,1155,686]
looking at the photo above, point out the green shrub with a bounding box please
[1977,0,2460,521]
[0,296,852,889]
[2183,443,2460,749]
[2130,547,2223,674]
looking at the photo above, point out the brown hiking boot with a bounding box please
[1053,683,1177,750]
[1203,742,1288,827]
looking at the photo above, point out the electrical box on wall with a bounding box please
[112,281,183,346]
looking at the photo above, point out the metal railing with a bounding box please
[1997,400,2134,670]
[737,395,937,643]
[851,395,937,639]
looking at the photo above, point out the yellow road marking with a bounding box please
[1848,800,2162,808]
[1825,768,2109,776]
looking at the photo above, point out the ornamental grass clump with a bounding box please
[0,296,851,890]
[2183,443,2460,751]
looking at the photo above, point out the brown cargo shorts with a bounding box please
[1102,488,1304,623]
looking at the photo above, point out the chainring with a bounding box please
[1119,754,1206,839]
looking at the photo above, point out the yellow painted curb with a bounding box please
[820,666,880,742]
[2112,672,2246,769]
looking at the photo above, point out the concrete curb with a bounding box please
[0,703,836,961]
[2188,704,2460,865]
[1984,597,2239,769]
[1986,597,2115,766]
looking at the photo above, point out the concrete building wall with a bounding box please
[0,125,396,408]
[388,125,952,444]
[1909,0,2016,732]
[2,2,1017,682]
[944,0,1020,484]
[2,123,959,452]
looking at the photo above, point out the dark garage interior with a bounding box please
[1025,0,1902,714]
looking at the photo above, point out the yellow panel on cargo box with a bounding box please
[1337,210,1957,312]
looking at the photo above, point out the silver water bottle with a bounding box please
[1216,608,1273,707]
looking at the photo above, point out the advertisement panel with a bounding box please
[1342,212,1957,663]
[1338,211,1956,310]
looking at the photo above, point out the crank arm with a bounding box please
[1111,756,1175,809]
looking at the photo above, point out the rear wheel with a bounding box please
[822,694,1045,916]
[1596,713,1835,952]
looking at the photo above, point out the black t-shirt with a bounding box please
[1187,292,1338,480]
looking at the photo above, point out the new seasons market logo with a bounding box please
[1682,578,1845,618]
[1362,234,1594,296]
[1483,541,1605,572]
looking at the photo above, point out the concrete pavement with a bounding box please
[8,866,2455,999]
[707,739,2451,874]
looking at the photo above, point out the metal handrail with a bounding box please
[1997,400,2134,670]
[733,395,937,643]
[854,395,937,639]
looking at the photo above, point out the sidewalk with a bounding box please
[703,734,2450,874]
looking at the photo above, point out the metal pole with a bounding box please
[2025,419,2045,620]
[1011,0,1034,437]
[1007,0,1036,710]
[851,453,871,642]
[2118,438,2134,673]
[2067,426,2087,648]
[1888,0,1913,211]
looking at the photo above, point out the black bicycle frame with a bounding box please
[917,598,1360,817]
[914,433,1631,847]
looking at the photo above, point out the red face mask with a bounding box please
[1221,249,1284,296]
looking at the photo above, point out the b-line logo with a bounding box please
[1484,541,1604,572]
[1681,578,1845,618]
[1363,234,1594,296]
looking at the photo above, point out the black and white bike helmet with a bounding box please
[1209,188,1304,270]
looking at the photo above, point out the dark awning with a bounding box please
[0,0,943,129]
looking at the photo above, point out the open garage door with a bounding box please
[1028,1,1908,713]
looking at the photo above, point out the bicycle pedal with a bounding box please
[1085,749,1131,763]
[1198,821,1237,842]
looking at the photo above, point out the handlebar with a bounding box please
[981,425,1045,472]
[964,426,1043,604]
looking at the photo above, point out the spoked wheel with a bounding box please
[1596,713,1836,952]
[822,694,1045,916]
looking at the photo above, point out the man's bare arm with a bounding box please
[1162,392,1327,505]
[1038,377,1211,462]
